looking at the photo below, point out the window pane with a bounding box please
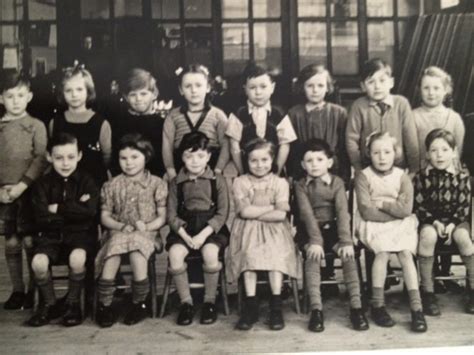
[0,0,23,21]
[152,0,179,19]
[367,0,393,17]
[297,0,326,17]
[81,0,109,19]
[331,21,358,75]
[114,0,142,17]
[80,23,113,51]
[0,25,22,69]
[254,23,282,71]
[254,0,281,18]
[398,0,420,16]
[29,0,56,20]
[368,22,394,67]
[184,0,211,19]
[398,20,408,50]
[222,23,249,76]
[222,0,248,18]
[331,0,357,17]
[298,22,327,68]
[30,23,57,76]
[184,24,212,67]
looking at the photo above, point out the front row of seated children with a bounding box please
[16,128,474,332]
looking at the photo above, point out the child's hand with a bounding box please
[79,194,90,202]
[214,168,222,175]
[433,220,446,238]
[444,223,456,245]
[48,204,58,213]
[183,235,195,249]
[166,169,177,181]
[135,220,147,232]
[0,188,12,203]
[121,224,135,233]
[306,244,325,262]
[5,182,27,201]
[192,234,207,250]
[338,245,355,260]
[375,200,384,209]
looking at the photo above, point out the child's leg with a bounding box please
[31,253,56,306]
[243,271,257,296]
[452,227,474,290]
[371,252,390,307]
[341,256,362,309]
[169,244,191,304]
[268,271,283,295]
[4,235,25,293]
[268,270,285,330]
[98,255,121,306]
[305,257,322,311]
[23,236,35,294]
[129,251,149,305]
[66,248,87,305]
[201,243,221,304]
[397,250,422,311]
[417,225,437,293]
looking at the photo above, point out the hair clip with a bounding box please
[175,67,183,76]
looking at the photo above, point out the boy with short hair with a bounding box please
[294,138,368,332]
[0,70,48,310]
[28,133,99,327]
[345,58,419,174]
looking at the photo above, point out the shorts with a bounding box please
[296,221,340,254]
[166,226,229,252]
[0,189,34,235]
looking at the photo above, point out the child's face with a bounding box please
[179,73,210,107]
[119,147,146,178]
[301,151,333,178]
[428,138,456,170]
[361,69,394,102]
[304,73,328,105]
[182,148,211,176]
[244,74,275,107]
[63,74,88,110]
[369,138,395,172]
[0,85,32,118]
[420,75,447,108]
[125,88,157,114]
[48,143,82,178]
[248,147,273,178]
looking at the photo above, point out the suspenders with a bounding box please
[177,177,218,210]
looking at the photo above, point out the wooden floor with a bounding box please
[0,243,473,353]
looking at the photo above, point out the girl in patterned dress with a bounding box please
[414,128,474,316]
[227,138,300,331]
[95,134,167,327]
[355,132,427,332]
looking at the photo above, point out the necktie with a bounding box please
[377,102,388,116]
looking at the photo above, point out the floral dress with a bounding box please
[226,173,301,282]
[95,171,167,275]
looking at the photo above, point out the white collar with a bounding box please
[248,101,272,114]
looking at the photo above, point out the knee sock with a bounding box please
[132,278,150,304]
[24,245,35,293]
[203,262,222,304]
[461,255,474,289]
[418,256,435,293]
[244,296,258,322]
[305,257,322,311]
[342,258,362,309]
[371,287,384,308]
[407,289,422,311]
[66,271,85,305]
[170,264,192,305]
[36,273,56,306]
[97,278,115,307]
[270,294,282,311]
[5,247,24,293]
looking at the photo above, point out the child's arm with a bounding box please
[275,143,290,175]
[452,111,465,157]
[275,114,297,174]
[141,180,168,232]
[346,102,363,171]
[336,107,351,187]
[413,173,436,225]
[162,116,177,180]
[233,177,273,219]
[226,113,244,174]
[57,176,99,223]
[230,138,244,175]
[399,98,419,174]
[214,112,230,173]
[378,173,413,219]
[31,180,64,230]
[355,172,395,222]
[99,119,112,169]
[100,181,133,231]
[167,178,190,235]
[333,178,352,247]
[294,181,323,246]
[451,170,471,225]
[258,177,290,222]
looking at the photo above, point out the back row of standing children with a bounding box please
[0,57,471,333]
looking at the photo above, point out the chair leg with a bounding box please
[220,269,230,316]
[291,277,301,314]
[149,255,157,318]
[364,249,374,294]
[159,270,172,318]
[302,267,309,314]
[237,276,243,316]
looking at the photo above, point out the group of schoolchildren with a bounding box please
[0,57,473,336]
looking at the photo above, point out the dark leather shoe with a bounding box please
[23,290,35,310]
[308,310,324,332]
[124,302,149,325]
[411,310,427,332]
[4,292,25,310]
[422,292,441,316]
[350,308,369,331]
[466,291,474,314]
[269,308,285,330]
[371,306,395,327]
[62,303,83,327]
[27,303,62,327]
[434,280,447,294]
[177,303,194,326]
[200,302,217,324]
[96,303,116,328]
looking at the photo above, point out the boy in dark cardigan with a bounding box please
[28,133,99,327]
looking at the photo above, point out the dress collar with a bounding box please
[305,101,326,113]
[425,163,457,175]
[176,166,215,184]
[305,173,332,186]
[1,112,28,122]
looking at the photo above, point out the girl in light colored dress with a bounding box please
[95,133,167,328]
[227,138,299,331]
[355,132,426,332]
